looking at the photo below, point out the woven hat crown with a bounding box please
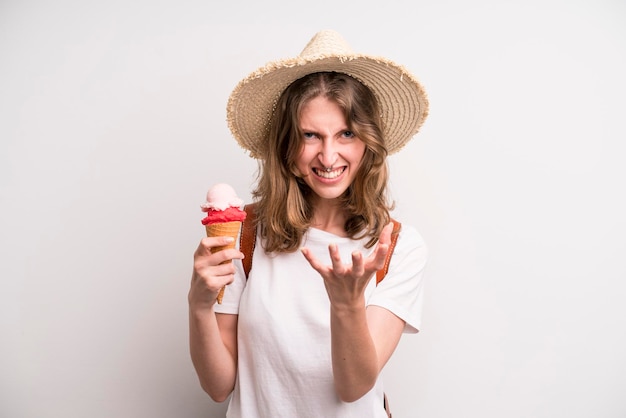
[299,30,353,58]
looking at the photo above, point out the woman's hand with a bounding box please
[188,236,243,310]
[301,222,394,308]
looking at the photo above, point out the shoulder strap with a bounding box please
[239,203,401,286]
[376,219,402,285]
[240,203,258,279]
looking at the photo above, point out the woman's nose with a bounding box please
[318,140,338,168]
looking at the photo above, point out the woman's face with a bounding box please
[295,96,366,202]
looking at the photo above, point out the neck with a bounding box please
[310,198,347,236]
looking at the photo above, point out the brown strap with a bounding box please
[240,204,400,285]
[376,219,401,285]
[240,203,257,279]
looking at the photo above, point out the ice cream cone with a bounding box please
[205,221,242,303]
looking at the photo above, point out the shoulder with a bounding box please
[394,222,428,256]
[384,221,429,280]
[369,222,429,333]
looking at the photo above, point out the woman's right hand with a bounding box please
[188,236,243,310]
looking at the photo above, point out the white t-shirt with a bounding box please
[214,224,428,418]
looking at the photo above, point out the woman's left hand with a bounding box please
[301,222,394,308]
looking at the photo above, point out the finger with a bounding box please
[210,257,235,272]
[328,243,345,273]
[378,222,394,246]
[351,251,365,276]
[214,273,235,292]
[301,247,327,274]
[212,248,245,263]
[370,242,390,271]
[209,236,236,246]
[365,223,393,266]
[198,236,236,255]
[191,261,236,294]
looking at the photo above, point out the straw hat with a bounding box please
[227,29,429,159]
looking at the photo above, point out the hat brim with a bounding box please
[227,54,429,159]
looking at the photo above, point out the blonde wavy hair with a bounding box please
[252,72,394,252]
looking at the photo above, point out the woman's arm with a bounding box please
[302,222,402,402]
[189,310,238,402]
[329,301,404,402]
[188,236,242,402]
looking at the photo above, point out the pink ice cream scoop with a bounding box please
[201,183,247,225]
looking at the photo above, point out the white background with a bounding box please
[1,1,625,417]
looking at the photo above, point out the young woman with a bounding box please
[188,30,429,418]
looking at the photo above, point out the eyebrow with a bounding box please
[298,126,350,136]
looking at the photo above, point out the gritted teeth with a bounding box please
[313,167,345,179]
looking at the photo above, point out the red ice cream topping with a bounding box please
[201,207,247,225]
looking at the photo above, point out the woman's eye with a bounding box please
[342,131,355,138]
[303,132,316,140]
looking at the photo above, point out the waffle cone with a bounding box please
[205,221,242,304]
